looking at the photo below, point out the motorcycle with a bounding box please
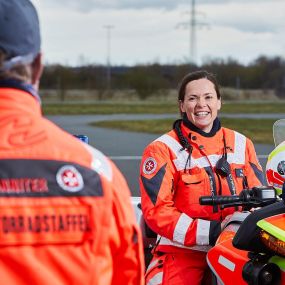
[131,197,157,267]
[199,119,285,285]
[199,186,282,285]
[132,119,285,283]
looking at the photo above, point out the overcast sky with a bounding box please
[31,0,285,67]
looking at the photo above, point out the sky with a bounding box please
[31,0,285,67]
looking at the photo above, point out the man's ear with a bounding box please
[31,53,43,91]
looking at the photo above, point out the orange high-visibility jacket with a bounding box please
[140,121,264,253]
[0,87,144,285]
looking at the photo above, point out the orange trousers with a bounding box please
[145,251,212,285]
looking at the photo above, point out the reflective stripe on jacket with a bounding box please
[140,122,264,253]
[0,88,144,285]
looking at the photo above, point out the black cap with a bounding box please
[0,0,41,70]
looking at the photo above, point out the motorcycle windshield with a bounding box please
[273,119,285,147]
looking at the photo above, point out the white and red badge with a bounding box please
[56,165,84,192]
[143,157,157,175]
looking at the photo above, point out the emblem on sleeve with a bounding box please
[143,157,157,175]
[56,165,84,192]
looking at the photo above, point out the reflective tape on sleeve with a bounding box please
[158,235,211,251]
[173,213,193,245]
[83,144,113,181]
[147,272,163,285]
[196,219,210,245]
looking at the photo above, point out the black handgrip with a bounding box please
[199,195,241,205]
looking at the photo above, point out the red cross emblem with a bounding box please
[56,165,84,192]
[143,157,157,175]
[61,169,80,187]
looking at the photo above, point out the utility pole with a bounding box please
[176,0,208,65]
[190,0,196,65]
[103,25,114,92]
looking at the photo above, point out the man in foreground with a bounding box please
[0,1,144,284]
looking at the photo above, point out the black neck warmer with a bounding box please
[182,112,221,137]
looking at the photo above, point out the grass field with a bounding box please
[42,101,285,115]
[90,118,276,145]
[42,101,284,144]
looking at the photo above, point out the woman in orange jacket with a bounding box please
[140,70,265,285]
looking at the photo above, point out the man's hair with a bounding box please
[0,0,40,82]
[0,50,32,82]
[178,70,221,102]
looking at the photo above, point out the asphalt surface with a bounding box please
[47,114,276,196]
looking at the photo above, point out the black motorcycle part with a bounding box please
[242,259,281,285]
[233,201,285,254]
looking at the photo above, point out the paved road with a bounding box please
[47,114,276,196]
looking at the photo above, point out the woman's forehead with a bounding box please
[185,79,217,96]
[185,78,215,91]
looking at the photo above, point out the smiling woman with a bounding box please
[178,72,222,133]
[139,70,266,285]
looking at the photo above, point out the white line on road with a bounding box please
[109,156,142,160]
[110,155,268,160]
[258,155,268,159]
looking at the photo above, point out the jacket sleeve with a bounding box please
[108,161,145,285]
[140,141,221,247]
[244,137,266,187]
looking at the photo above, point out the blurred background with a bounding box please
[31,0,285,103]
[30,0,285,194]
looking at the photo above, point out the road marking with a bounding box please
[258,155,268,158]
[110,155,268,160]
[109,156,142,160]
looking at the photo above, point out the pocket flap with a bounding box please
[181,173,203,184]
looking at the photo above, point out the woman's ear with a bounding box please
[179,100,185,113]
[217,97,222,111]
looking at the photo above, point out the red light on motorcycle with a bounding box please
[260,230,285,257]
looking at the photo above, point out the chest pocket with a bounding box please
[176,167,209,208]
[181,173,202,185]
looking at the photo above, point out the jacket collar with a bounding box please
[0,78,41,104]
[0,84,42,116]
[182,112,221,137]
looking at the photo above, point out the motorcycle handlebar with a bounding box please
[199,195,242,205]
[199,186,277,207]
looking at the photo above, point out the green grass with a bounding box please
[90,118,276,145]
[42,101,285,115]
[43,102,179,115]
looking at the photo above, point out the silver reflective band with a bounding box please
[196,219,210,245]
[158,235,211,252]
[147,272,163,285]
[173,213,193,245]
[83,144,113,181]
[218,255,235,272]
[1,53,35,71]
[156,131,246,171]
[146,259,159,273]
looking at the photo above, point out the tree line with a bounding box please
[41,56,285,100]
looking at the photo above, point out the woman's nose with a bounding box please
[196,97,206,106]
